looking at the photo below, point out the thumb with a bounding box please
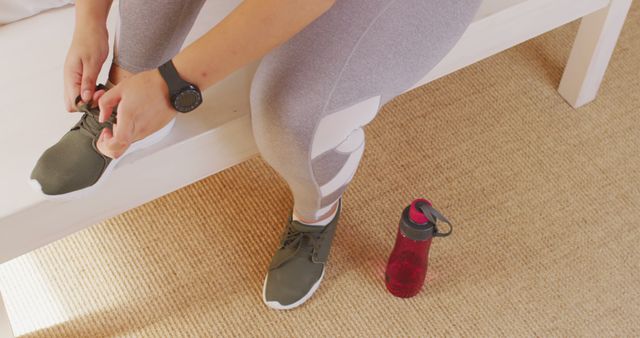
[98,87,121,123]
[80,59,99,103]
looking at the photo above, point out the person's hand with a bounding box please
[64,24,109,111]
[96,69,177,159]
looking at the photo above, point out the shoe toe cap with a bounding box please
[30,134,106,195]
[263,258,324,309]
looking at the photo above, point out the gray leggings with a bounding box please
[116,0,482,220]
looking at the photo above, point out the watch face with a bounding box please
[173,87,202,113]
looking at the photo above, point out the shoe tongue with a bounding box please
[291,220,325,233]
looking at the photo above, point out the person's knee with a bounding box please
[310,95,380,159]
[250,71,319,156]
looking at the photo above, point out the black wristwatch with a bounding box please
[158,59,203,113]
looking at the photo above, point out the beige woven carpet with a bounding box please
[2,4,640,337]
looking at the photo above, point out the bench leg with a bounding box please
[558,0,632,108]
[0,291,14,338]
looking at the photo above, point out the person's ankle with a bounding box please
[107,62,134,86]
[293,199,339,226]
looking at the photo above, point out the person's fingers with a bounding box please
[80,58,99,103]
[91,89,106,108]
[64,58,82,112]
[112,111,135,156]
[96,128,114,158]
[97,112,135,159]
[98,87,122,123]
[97,127,122,158]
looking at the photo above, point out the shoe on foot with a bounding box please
[29,84,176,200]
[263,198,342,310]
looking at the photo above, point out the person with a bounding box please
[63,0,482,310]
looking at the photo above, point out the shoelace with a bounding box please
[72,84,117,138]
[74,103,117,138]
[416,203,453,237]
[282,223,324,252]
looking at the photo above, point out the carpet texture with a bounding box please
[1,3,639,337]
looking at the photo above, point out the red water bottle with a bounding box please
[384,198,452,298]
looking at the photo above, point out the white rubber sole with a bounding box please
[29,117,176,201]
[262,267,325,310]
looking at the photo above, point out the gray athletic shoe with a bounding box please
[30,85,175,200]
[263,198,342,310]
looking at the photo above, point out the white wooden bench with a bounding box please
[0,0,632,335]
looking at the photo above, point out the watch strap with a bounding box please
[158,59,190,94]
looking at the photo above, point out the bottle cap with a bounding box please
[409,198,432,224]
[400,198,452,241]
